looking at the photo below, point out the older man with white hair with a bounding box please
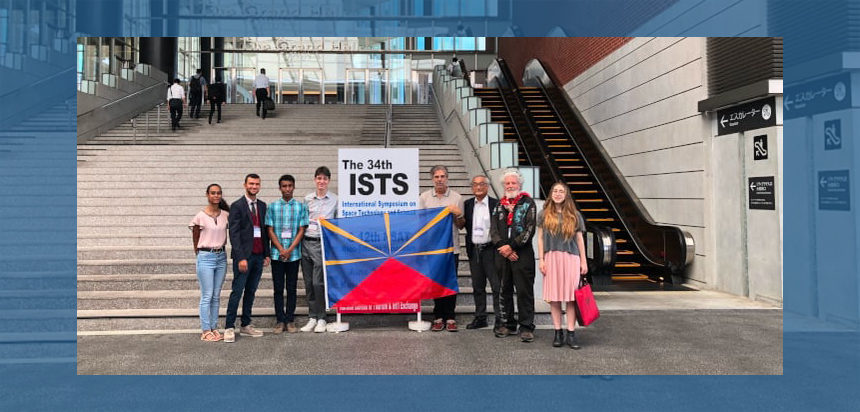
[490,169,538,342]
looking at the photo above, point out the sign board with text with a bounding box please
[337,148,420,218]
[818,170,851,211]
[784,72,851,119]
[717,97,776,135]
[749,177,776,210]
[334,148,420,313]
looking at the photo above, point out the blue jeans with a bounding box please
[196,251,227,331]
[225,253,265,328]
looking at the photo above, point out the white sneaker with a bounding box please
[300,318,317,332]
[314,319,327,333]
[224,328,235,343]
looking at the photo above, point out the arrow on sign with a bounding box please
[720,115,728,128]
[750,181,757,191]
[784,98,793,111]
[820,177,827,188]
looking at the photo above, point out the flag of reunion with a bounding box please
[320,207,459,308]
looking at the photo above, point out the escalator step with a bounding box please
[587,218,615,222]
[616,239,628,243]
[615,263,642,268]
[571,190,598,193]
[580,208,609,212]
[577,199,604,202]
[617,250,635,255]
[569,181,594,185]
[563,173,589,177]
[613,274,649,280]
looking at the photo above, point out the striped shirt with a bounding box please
[264,197,309,262]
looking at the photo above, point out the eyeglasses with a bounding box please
[471,182,488,187]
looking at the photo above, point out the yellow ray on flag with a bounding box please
[384,212,392,254]
[394,207,451,255]
[398,247,455,258]
[319,218,387,257]
[325,256,388,266]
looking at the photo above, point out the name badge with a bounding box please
[309,221,319,230]
[253,226,261,238]
[281,228,293,239]
[474,226,485,236]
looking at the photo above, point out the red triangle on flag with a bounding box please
[333,257,456,308]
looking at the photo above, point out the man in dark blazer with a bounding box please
[463,175,500,329]
[223,173,271,343]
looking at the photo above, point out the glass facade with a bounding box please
[180,37,494,104]
[76,37,140,90]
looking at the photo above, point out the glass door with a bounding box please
[232,68,255,104]
[412,70,433,104]
[346,69,366,104]
[368,69,388,104]
[279,69,300,104]
[302,69,323,104]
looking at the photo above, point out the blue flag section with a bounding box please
[320,207,458,308]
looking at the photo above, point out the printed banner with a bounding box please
[337,148,420,218]
[321,207,458,309]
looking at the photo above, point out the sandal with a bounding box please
[200,331,218,342]
[211,330,223,341]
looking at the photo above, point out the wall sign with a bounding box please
[824,119,842,150]
[784,72,852,119]
[818,170,851,211]
[753,135,768,160]
[749,177,776,210]
[717,97,777,135]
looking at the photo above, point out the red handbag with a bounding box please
[574,276,600,326]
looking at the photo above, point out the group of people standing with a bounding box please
[166,69,227,131]
[189,167,336,343]
[422,167,587,349]
[189,165,588,349]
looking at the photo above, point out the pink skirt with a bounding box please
[543,251,581,302]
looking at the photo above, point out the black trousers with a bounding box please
[497,246,535,332]
[208,100,222,122]
[168,99,182,129]
[433,253,458,321]
[189,90,202,117]
[271,259,300,324]
[469,244,501,322]
[255,89,268,118]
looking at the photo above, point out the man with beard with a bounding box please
[490,169,538,342]
[224,174,271,343]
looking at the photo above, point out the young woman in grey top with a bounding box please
[537,181,587,349]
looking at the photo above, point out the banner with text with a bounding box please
[338,148,420,218]
[334,148,421,312]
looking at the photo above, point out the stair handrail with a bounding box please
[429,74,499,199]
[0,66,75,100]
[77,81,168,117]
[522,58,694,274]
[384,103,393,147]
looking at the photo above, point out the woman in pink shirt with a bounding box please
[189,184,230,342]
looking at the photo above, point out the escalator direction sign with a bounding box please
[818,170,851,211]
[748,177,776,210]
[784,72,852,120]
[718,97,776,136]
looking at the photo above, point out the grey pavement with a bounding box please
[77,309,782,375]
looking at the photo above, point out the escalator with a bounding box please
[471,88,529,165]
[484,58,694,286]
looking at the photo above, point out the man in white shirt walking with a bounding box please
[253,68,271,119]
[166,78,186,131]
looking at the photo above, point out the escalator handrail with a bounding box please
[522,58,690,271]
[491,58,565,198]
[484,60,538,184]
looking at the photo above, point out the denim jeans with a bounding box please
[196,251,227,331]
[225,253,265,328]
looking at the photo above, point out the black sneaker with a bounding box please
[466,317,488,329]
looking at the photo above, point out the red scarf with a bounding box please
[500,192,530,225]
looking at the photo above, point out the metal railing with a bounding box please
[383,103,393,147]
[429,73,499,199]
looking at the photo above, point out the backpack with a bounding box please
[190,76,202,92]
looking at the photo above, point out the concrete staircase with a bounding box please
[77,103,505,332]
[83,104,383,146]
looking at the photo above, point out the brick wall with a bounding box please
[498,38,634,86]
